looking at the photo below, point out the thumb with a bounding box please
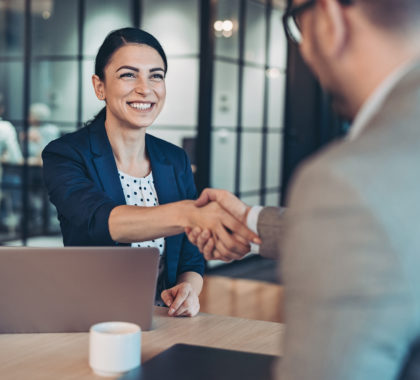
[161,289,174,307]
[195,189,212,207]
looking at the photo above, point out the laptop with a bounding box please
[0,247,160,333]
[119,344,279,380]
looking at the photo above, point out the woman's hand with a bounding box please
[185,201,259,260]
[183,189,261,261]
[161,282,200,317]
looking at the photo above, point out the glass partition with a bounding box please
[210,0,287,207]
[31,0,78,56]
[142,0,200,166]
[0,0,25,242]
[244,0,266,65]
[0,0,25,58]
[214,0,240,60]
[142,0,199,56]
[84,0,132,56]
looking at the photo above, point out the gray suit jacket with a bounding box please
[258,63,420,379]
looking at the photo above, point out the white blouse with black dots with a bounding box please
[118,170,167,306]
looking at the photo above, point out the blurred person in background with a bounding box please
[0,93,22,232]
[17,103,60,229]
[24,103,59,165]
[0,93,22,164]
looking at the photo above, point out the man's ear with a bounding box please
[318,0,349,58]
[92,74,105,101]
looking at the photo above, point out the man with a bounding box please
[188,0,420,378]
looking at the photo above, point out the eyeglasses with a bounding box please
[283,0,353,44]
[282,0,316,44]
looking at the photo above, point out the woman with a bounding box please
[42,28,257,317]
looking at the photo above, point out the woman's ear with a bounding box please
[92,74,105,101]
[318,0,350,58]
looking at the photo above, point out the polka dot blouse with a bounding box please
[118,170,165,254]
[118,170,166,306]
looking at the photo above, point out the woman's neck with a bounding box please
[105,118,151,178]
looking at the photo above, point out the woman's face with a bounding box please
[93,43,166,130]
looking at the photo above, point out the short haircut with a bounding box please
[358,0,420,31]
[287,0,420,32]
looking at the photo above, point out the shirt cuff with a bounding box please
[247,205,263,254]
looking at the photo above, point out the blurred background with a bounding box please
[0,0,345,253]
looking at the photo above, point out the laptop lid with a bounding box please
[0,247,160,333]
[120,344,279,380]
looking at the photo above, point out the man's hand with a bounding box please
[186,227,251,261]
[161,282,200,317]
[186,200,260,259]
[185,189,261,261]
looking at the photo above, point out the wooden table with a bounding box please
[0,307,284,380]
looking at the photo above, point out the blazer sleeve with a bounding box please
[176,151,205,277]
[42,139,118,245]
[257,206,286,260]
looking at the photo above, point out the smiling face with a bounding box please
[92,43,166,130]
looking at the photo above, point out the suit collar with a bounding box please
[348,59,419,141]
[146,134,180,205]
[88,116,126,204]
[348,59,420,141]
[89,115,111,156]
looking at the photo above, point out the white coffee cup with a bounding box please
[89,321,141,377]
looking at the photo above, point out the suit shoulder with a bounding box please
[286,138,361,205]
[42,124,90,159]
[294,133,376,180]
[146,133,189,161]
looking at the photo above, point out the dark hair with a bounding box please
[89,27,168,124]
[287,0,420,32]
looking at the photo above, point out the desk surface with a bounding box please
[0,307,283,380]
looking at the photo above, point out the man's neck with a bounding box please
[346,32,420,119]
[347,58,417,141]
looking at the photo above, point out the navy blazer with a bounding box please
[42,116,205,288]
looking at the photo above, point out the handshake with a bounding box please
[183,188,262,262]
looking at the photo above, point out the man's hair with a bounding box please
[356,0,420,32]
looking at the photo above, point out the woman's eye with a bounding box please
[151,73,164,81]
[120,72,135,78]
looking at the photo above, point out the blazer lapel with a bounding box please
[146,134,184,287]
[146,134,181,205]
[89,118,126,205]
